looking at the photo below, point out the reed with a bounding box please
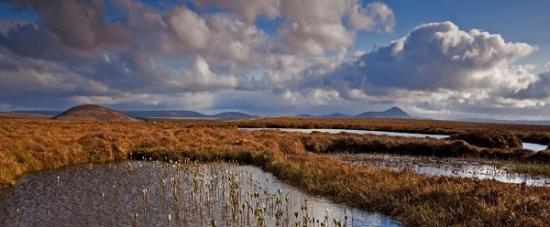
[0,118,549,226]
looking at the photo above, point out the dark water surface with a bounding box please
[0,161,400,227]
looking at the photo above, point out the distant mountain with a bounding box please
[127,110,208,119]
[324,113,350,118]
[356,107,411,119]
[211,112,258,120]
[296,113,350,118]
[126,110,257,120]
[0,110,60,118]
[53,105,142,122]
[297,108,411,119]
[11,110,61,116]
[459,118,550,126]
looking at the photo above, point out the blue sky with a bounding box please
[0,0,549,119]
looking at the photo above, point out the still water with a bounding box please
[333,153,550,187]
[239,128,547,151]
[0,161,400,227]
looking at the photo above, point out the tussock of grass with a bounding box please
[0,118,549,226]
[507,162,550,176]
[298,132,550,162]
[449,131,523,149]
[235,117,550,145]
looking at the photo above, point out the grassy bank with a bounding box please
[1,119,550,226]
[235,117,550,145]
[507,162,550,176]
[296,132,550,163]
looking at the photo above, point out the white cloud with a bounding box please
[4,0,550,119]
[165,7,267,66]
[177,56,239,91]
[261,21,549,118]
[349,1,395,32]
[278,0,394,56]
[324,21,537,93]
[166,7,210,51]
[230,0,280,24]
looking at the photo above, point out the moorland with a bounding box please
[0,116,549,226]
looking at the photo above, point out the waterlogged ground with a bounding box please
[239,128,548,151]
[333,153,550,187]
[0,161,400,227]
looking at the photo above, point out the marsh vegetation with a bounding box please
[0,161,399,226]
[1,118,550,226]
[332,153,550,186]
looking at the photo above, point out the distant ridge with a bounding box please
[0,111,60,118]
[298,113,350,118]
[325,113,350,118]
[298,107,411,119]
[211,112,257,120]
[53,105,142,122]
[356,107,411,119]
[458,118,550,126]
[127,110,208,119]
[127,110,257,120]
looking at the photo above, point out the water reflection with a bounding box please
[0,161,400,227]
[334,153,550,187]
[239,128,547,151]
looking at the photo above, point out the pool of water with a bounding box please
[333,153,550,187]
[239,128,547,152]
[0,161,400,227]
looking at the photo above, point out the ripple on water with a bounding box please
[0,161,400,227]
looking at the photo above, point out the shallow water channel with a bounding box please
[333,153,550,187]
[0,161,400,227]
[240,128,550,186]
[239,128,548,152]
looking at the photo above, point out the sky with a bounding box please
[0,0,549,120]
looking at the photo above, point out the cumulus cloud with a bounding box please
[511,65,550,100]
[219,0,280,24]
[323,21,537,94]
[279,0,394,55]
[0,49,110,96]
[349,1,395,32]
[2,0,549,119]
[0,0,130,58]
[165,6,267,66]
[167,7,210,51]
[177,56,239,91]
[258,20,550,118]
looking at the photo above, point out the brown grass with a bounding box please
[0,118,549,226]
[298,132,550,163]
[448,131,523,149]
[235,117,550,144]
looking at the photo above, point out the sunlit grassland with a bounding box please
[234,117,550,144]
[0,118,549,226]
